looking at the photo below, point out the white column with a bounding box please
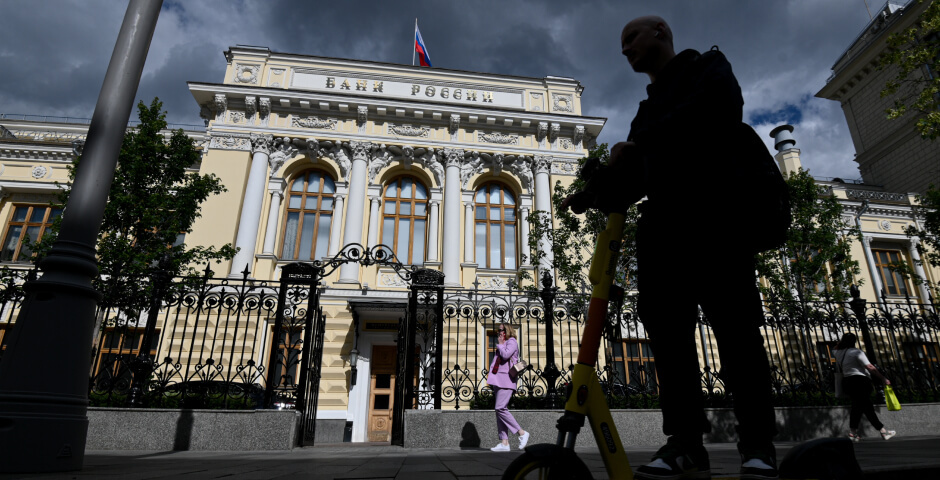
[328,194,346,256]
[339,141,373,283]
[427,200,440,262]
[366,196,381,248]
[860,236,886,301]
[520,206,531,265]
[464,202,475,263]
[533,155,554,272]
[442,148,464,285]
[908,238,932,302]
[230,134,273,276]
[261,180,286,255]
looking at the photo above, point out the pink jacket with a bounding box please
[487,337,518,389]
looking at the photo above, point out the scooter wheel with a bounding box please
[501,443,593,480]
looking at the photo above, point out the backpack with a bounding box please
[734,122,791,254]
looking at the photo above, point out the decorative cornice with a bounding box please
[847,189,908,203]
[259,97,271,126]
[449,114,460,137]
[388,123,430,138]
[537,122,548,143]
[357,105,368,128]
[478,131,519,145]
[212,94,227,123]
[550,158,578,176]
[209,133,252,151]
[574,125,584,147]
[292,115,338,130]
[549,123,560,143]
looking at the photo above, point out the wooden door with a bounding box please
[367,345,397,442]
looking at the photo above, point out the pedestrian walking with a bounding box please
[834,333,897,441]
[487,323,529,452]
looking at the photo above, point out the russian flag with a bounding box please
[415,26,432,67]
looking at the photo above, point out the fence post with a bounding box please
[125,262,171,408]
[849,285,878,366]
[539,271,561,407]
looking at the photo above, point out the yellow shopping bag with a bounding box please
[884,385,902,411]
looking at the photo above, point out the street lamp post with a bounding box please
[0,0,163,472]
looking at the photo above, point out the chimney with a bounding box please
[769,124,801,175]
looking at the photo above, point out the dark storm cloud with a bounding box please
[0,0,897,179]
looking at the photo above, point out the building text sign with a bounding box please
[291,69,525,109]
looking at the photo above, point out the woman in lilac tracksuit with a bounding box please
[488,323,529,451]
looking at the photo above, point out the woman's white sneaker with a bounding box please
[519,431,530,449]
[491,443,510,452]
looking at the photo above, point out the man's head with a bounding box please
[621,16,675,82]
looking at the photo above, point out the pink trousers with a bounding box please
[494,387,522,440]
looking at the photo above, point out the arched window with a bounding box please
[281,170,335,261]
[381,176,428,265]
[474,183,516,269]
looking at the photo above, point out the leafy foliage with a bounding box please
[880,0,940,139]
[523,144,639,294]
[33,99,236,320]
[755,169,861,304]
[904,184,940,298]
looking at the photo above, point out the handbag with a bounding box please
[834,351,847,399]
[884,385,902,411]
[509,358,527,382]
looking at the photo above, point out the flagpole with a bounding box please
[412,18,417,66]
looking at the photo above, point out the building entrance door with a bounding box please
[367,345,397,442]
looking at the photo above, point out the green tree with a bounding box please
[524,144,639,294]
[755,169,861,305]
[903,185,940,299]
[880,0,940,139]
[33,98,236,320]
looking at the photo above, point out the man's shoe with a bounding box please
[518,431,530,449]
[635,437,711,480]
[490,443,510,452]
[740,448,779,480]
[880,430,896,440]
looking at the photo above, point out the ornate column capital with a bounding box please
[250,133,273,155]
[347,141,376,161]
[861,236,873,247]
[442,148,465,168]
[269,189,285,200]
[534,155,553,174]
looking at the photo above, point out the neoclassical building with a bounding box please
[1,43,938,445]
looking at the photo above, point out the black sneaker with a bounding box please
[635,437,711,480]
[740,447,779,480]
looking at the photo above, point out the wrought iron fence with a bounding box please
[424,275,940,410]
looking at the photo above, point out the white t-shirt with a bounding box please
[835,348,870,378]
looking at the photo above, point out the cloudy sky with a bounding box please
[0,0,896,179]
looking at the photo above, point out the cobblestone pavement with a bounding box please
[1,436,938,479]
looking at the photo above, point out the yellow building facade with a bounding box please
[1,44,938,444]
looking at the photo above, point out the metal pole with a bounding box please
[0,0,162,472]
[539,271,560,407]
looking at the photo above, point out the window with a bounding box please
[281,171,335,261]
[94,327,159,380]
[873,249,913,297]
[381,176,428,265]
[0,322,13,354]
[817,341,838,366]
[610,339,657,391]
[269,327,303,388]
[905,341,940,372]
[474,183,517,269]
[1,205,62,262]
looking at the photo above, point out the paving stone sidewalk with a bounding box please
[2,436,938,479]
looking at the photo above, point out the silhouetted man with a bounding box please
[564,16,779,480]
